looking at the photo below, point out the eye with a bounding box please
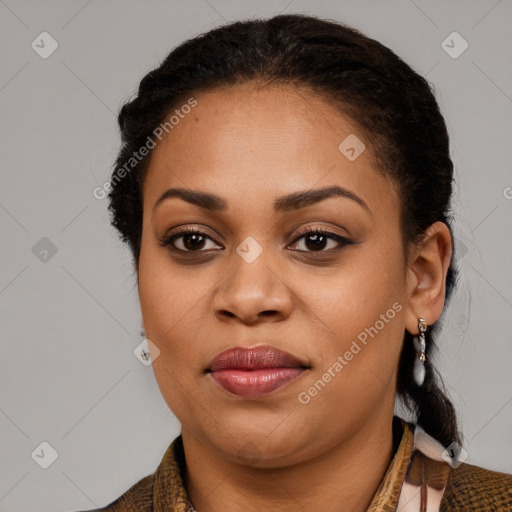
[289,227,353,253]
[159,227,222,253]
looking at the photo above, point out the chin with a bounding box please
[206,419,315,467]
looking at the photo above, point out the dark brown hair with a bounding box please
[108,14,461,447]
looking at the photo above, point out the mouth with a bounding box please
[206,345,310,399]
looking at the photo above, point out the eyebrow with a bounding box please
[153,185,371,215]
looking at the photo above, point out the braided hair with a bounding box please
[108,14,461,447]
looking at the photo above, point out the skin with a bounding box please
[137,82,452,512]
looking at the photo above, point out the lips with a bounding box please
[207,345,309,399]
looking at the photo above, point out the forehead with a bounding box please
[143,83,398,217]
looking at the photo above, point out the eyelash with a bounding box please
[158,226,354,255]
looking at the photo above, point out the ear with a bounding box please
[404,221,453,335]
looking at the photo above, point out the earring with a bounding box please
[413,318,427,386]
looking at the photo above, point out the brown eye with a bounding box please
[289,228,354,253]
[159,229,222,252]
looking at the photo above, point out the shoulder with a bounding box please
[441,462,512,511]
[71,436,185,511]
[74,473,155,512]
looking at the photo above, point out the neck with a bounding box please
[181,412,398,512]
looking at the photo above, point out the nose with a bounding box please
[212,249,293,325]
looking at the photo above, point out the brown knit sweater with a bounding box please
[76,420,512,512]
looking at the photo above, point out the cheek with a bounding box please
[299,244,406,392]
[137,255,208,416]
[138,243,194,353]
[303,245,404,337]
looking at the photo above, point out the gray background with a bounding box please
[1,0,511,510]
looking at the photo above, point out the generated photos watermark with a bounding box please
[93,97,198,200]
[298,301,403,405]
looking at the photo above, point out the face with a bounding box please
[138,82,410,468]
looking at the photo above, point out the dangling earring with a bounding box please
[413,318,428,386]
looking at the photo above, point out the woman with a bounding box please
[82,13,512,512]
